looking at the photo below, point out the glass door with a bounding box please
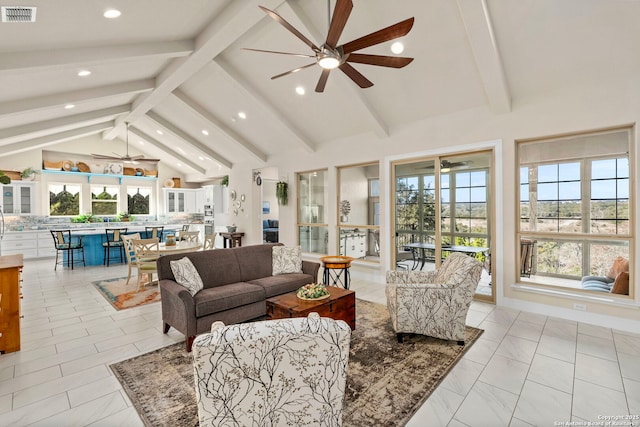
[392,150,494,301]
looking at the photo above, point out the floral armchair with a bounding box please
[386,252,482,345]
[192,313,351,426]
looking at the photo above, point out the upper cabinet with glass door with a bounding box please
[2,183,35,215]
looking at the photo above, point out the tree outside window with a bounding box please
[91,185,119,215]
[128,186,151,215]
[49,184,81,216]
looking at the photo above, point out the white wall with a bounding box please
[231,76,640,330]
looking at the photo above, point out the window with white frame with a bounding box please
[518,127,632,294]
[91,185,119,216]
[49,183,81,216]
[127,186,151,215]
[297,170,328,254]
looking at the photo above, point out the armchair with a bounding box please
[192,313,351,426]
[386,252,482,345]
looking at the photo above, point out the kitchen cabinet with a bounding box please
[1,232,38,259]
[1,183,35,215]
[0,254,23,354]
[164,189,203,214]
[194,189,205,213]
[212,185,228,214]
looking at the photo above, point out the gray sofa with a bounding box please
[157,243,320,351]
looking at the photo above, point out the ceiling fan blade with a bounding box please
[338,62,373,88]
[326,0,353,48]
[271,62,317,80]
[341,17,415,54]
[91,153,120,160]
[315,69,331,93]
[346,53,413,68]
[258,5,320,52]
[242,48,314,58]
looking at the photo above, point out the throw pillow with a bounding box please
[170,257,204,296]
[611,271,629,295]
[607,256,629,279]
[272,246,303,275]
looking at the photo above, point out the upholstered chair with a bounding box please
[192,313,351,427]
[386,252,482,345]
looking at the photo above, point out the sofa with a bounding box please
[157,243,320,351]
[263,219,279,242]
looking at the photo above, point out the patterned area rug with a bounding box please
[92,277,160,310]
[110,299,482,426]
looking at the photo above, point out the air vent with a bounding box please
[1,6,37,23]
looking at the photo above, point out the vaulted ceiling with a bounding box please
[0,0,638,182]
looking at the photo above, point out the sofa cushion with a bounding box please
[611,271,629,295]
[194,282,265,317]
[235,244,281,281]
[249,273,315,298]
[157,250,243,289]
[170,257,204,296]
[272,246,302,275]
[581,280,613,292]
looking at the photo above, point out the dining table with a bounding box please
[158,240,203,255]
[403,242,489,270]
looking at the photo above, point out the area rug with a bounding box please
[92,277,160,310]
[110,299,482,426]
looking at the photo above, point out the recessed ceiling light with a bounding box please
[156,130,163,135]
[198,156,204,161]
[77,70,91,77]
[103,9,121,19]
[391,41,404,54]
[295,86,305,95]
[64,104,75,109]
[201,130,209,136]
[238,111,247,120]
[177,163,182,167]
[138,140,144,145]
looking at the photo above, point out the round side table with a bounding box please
[320,255,354,289]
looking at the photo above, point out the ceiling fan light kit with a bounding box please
[246,0,415,92]
[92,122,160,164]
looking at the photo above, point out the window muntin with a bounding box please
[49,183,81,216]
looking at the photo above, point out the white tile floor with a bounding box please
[0,258,638,426]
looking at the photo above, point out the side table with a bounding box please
[220,232,245,248]
[320,255,354,290]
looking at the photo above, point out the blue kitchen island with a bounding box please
[65,226,181,266]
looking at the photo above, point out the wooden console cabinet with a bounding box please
[0,254,23,354]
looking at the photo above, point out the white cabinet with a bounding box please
[1,232,38,258]
[212,185,228,214]
[202,185,214,205]
[1,183,35,215]
[37,232,56,258]
[164,189,202,214]
[339,231,366,259]
[194,189,205,213]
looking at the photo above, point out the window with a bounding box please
[338,163,380,262]
[49,183,81,216]
[297,170,328,254]
[91,185,119,215]
[127,186,151,215]
[518,128,632,293]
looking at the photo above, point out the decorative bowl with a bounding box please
[226,226,237,232]
[296,283,330,300]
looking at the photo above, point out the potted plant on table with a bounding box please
[20,167,40,181]
[71,213,103,223]
[0,171,11,184]
[117,212,134,222]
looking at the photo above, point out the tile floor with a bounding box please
[0,258,638,426]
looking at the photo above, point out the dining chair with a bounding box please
[121,233,141,285]
[203,233,216,250]
[132,238,160,290]
[102,228,127,266]
[176,230,200,243]
[145,226,165,242]
[50,230,85,270]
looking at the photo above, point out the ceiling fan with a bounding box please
[244,0,415,92]
[92,122,160,164]
[441,159,472,170]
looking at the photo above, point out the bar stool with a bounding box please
[145,226,164,242]
[102,228,127,266]
[50,230,85,270]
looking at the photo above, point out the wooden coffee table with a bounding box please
[266,286,356,330]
